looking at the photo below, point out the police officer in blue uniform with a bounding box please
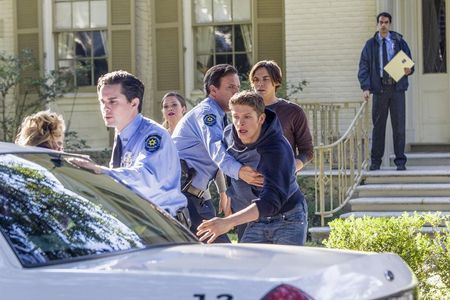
[172,64,263,242]
[72,70,189,226]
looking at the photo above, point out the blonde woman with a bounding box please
[161,92,231,217]
[15,110,65,151]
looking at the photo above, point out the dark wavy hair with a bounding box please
[97,70,145,113]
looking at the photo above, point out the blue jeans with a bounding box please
[241,201,308,245]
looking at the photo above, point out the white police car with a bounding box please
[0,142,417,299]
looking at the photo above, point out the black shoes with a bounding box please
[369,164,380,171]
[396,165,406,171]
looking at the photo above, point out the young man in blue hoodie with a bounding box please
[197,91,308,245]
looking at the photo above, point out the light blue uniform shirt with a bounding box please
[378,32,395,77]
[106,114,187,216]
[172,97,241,191]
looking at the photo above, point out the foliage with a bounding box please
[0,50,73,142]
[323,214,450,298]
[64,131,90,152]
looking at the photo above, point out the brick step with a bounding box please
[350,197,450,211]
[355,183,450,197]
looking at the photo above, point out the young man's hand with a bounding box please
[197,217,233,244]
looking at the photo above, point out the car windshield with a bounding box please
[0,153,196,267]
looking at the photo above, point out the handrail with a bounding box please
[313,100,370,226]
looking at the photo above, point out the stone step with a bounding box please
[408,144,450,153]
[389,152,450,166]
[364,166,450,184]
[355,183,450,197]
[309,225,448,243]
[350,197,450,211]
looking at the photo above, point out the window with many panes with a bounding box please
[193,0,252,87]
[54,0,108,87]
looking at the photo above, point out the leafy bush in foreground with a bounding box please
[323,213,449,299]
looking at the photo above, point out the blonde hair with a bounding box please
[15,111,66,150]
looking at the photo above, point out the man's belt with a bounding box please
[381,77,395,86]
[184,184,205,199]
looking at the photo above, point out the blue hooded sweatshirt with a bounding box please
[223,108,305,218]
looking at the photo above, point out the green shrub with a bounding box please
[323,213,450,298]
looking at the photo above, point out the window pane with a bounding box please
[75,32,92,58]
[76,60,92,86]
[213,0,232,22]
[194,0,212,23]
[232,0,251,21]
[90,0,107,28]
[73,1,89,29]
[216,54,232,65]
[215,26,232,53]
[94,59,108,83]
[92,31,107,57]
[55,2,71,29]
[422,0,447,73]
[235,53,251,76]
[57,32,75,59]
[235,25,252,52]
[58,60,75,87]
[195,27,214,53]
[196,54,213,87]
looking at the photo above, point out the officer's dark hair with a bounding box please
[97,70,145,113]
[249,60,283,91]
[377,12,392,23]
[203,64,238,96]
[229,90,265,117]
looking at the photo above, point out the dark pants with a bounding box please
[183,192,230,243]
[371,85,407,167]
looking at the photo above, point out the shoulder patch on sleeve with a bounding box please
[144,134,162,152]
[203,114,217,126]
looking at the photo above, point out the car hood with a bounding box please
[30,243,416,300]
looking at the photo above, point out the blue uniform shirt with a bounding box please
[172,97,241,191]
[106,114,187,216]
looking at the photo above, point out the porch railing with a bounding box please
[298,100,370,226]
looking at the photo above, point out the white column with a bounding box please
[42,0,55,72]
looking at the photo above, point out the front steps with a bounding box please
[309,153,450,243]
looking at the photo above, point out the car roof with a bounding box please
[0,142,84,158]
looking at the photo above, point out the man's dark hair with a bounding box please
[229,90,265,116]
[97,70,145,113]
[249,60,283,91]
[377,12,392,23]
[203,64,238,96]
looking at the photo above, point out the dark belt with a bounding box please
[381,77,395,86]
[184,184,205,199]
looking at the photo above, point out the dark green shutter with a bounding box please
[152,0,184,121]
[110,0,134,72]
[15,0,42,93]
[255,0,285,72]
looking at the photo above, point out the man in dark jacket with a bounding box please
[358,12,414,171]
[196,91,308,245]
